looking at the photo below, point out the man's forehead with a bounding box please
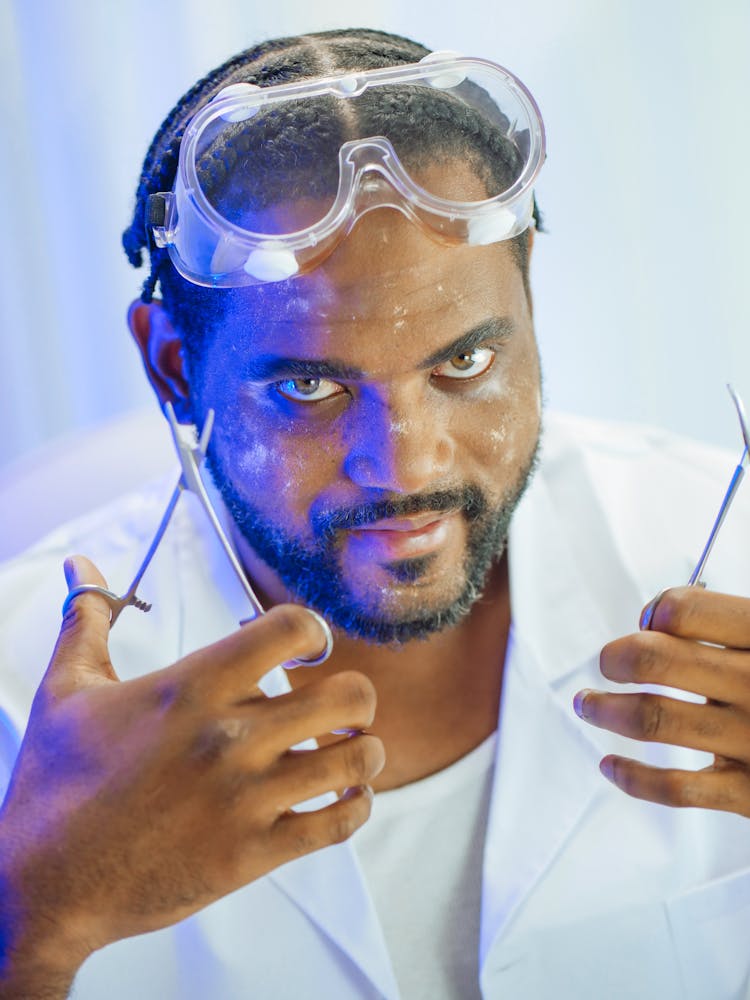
[220,213,526,359]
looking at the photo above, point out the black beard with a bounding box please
[207,447,539,644]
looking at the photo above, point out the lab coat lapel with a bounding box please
[479,630,603,967]
[269,848,399,1000]
[480,433,646,968]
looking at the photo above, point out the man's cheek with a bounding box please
[216,428,329,524]
[485,367,540,453]
[232,443,298,505]
[234,440,274,481]
[462,406,523,475]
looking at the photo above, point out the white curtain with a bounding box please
[2,0,749,471]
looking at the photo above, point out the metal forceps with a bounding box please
[642,384,750,629]
[62,403,333,666]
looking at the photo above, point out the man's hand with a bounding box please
[574,586,750,817]
[0,556,383,995]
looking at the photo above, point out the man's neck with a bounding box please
[286,558,510,791]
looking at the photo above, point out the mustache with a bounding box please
[313,486,487,537]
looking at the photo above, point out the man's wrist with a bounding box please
[0,908,84,1000]
[0,957,77,1000]
[0,851,87,999]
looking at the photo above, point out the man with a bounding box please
[2,27,750,1000]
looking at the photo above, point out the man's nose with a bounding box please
[341,386,454,493]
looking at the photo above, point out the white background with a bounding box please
[1,0,749,472]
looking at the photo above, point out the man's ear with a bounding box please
[128,300,192,421]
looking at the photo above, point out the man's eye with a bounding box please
[275,377,344,402]
[433,347,496,380]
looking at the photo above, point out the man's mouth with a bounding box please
[346,510,461,560]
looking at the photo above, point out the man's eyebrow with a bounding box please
[241,356,366,382]
[241,317,515,382]
[419,317,516,370]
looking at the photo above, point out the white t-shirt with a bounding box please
[353,734,496,1000]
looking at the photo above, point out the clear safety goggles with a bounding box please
[148,53,546,287]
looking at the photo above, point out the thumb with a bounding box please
[47,554,119,690]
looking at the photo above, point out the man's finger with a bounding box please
[599,755,750,817]
[180,604,333,703]
[601,630,750,708]
[46,555,119,692]
[574,689,750,762]
[642,586,750,648]
[270,784,374,861]
[244,671,377,754]
[265,733,385,810]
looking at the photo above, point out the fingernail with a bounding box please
[342,784,373,802]
[639,589,665,631]
[599,756,616,782]
[63,556,79,589]
[639,600,657,631]
[573,689,594,720]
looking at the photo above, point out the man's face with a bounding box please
[189,202,541,644]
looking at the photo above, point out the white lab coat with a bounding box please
[1,412,749,999]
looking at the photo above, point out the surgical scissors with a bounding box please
[62,403,333,666]
[642,384,750,629]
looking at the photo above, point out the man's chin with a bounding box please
[299,568,488,645]
[381,554,439,585]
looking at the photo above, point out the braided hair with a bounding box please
[122,28,539,364]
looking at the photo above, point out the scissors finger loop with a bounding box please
[62,585,121,620]
[291,612,334,667]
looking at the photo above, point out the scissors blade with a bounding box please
[113,482,182,619]
[687,385,749,587]
[163,402,265,618]
[164,402,213,496]
[728,383,750,462]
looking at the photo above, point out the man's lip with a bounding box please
[349,511,458,534]
[345,510,461,562]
